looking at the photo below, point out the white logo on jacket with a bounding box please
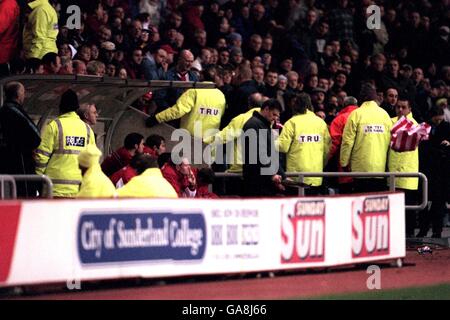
[298,135,321,143]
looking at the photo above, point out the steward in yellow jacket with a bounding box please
[205,107,260,172]
[340,100,392,173]
[388,102,419,190]
[277,93,331,186]
[77,145,115,198]
[116,154,178,198]
[22,0,58,59]
[147,89,226,139]
[35,89,96,197]
[146,85,226,139]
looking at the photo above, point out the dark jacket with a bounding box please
[241,111,284,197]
[0,100,41,196]
[222,80,258,128]
[419,121,450,201]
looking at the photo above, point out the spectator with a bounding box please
[329,0,354,42]
[124,48,144,79]
[100,41,117,65]
[436,98,450,123]
[23,0,58,60]
[42,52,61,75]
[77,144,115,198]
[154,49,198,111]
[244,34,263,61]
[263,69,278,98]
[116,154,178,198]
[381,58,416,102]
[0,0,20,77]
[59,56,73,75]
[192,48,212,72]
[86,60,106,76]
[0,81,41,197]
[381,88,399,118]
[73,60,87,75]
[101,132,144,177]
[340,83,392,193]
[34,89,96,198]
[277,93,331,195]
[142,46,168,80]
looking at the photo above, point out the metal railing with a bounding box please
[214,171,428,211]
[0,175,54,199]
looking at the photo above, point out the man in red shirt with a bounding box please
[327,96,358,193]
[101,132,144,177]
[0,0,20,77]
[161,156,217,198]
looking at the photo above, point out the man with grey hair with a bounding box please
[327,96,358,193]
[0,81,41,197]
[77,103,98,126]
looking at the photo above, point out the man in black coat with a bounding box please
[417,107,450,238]
[241,98,284,197]
[0,81,41,197]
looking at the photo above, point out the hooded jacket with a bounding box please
[22,0,58,59]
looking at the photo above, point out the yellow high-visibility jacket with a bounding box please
[116,168,178,198]
[277,111,331,186]
[155,88,226,139]
[77,164,116,198]
[35,112,95,197]
[340,101,392,173]
[388,114,419,190]
[205,107,260,172]
[22,0,58,59]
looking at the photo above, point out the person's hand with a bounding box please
[441,140,450,147]
[272,174,282,184]
[342,165,351,172]
[187,168,197,190]
[161,61,169,72]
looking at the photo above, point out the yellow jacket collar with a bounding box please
[60,111,81,119]
[360,101,379,108]
[141,168,163,177]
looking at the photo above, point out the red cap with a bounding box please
[160,44,177,55]
[143,91,153,101]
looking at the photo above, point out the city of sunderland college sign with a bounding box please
[77,212,206,264]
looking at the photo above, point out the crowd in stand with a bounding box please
[0,0,449,237]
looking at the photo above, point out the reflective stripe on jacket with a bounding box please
[388,114,419,190]
[340,101,392,173]
[35,112,95,197]
[277,111,331,186]
[22,0,58,59]
[155,88,226,139]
